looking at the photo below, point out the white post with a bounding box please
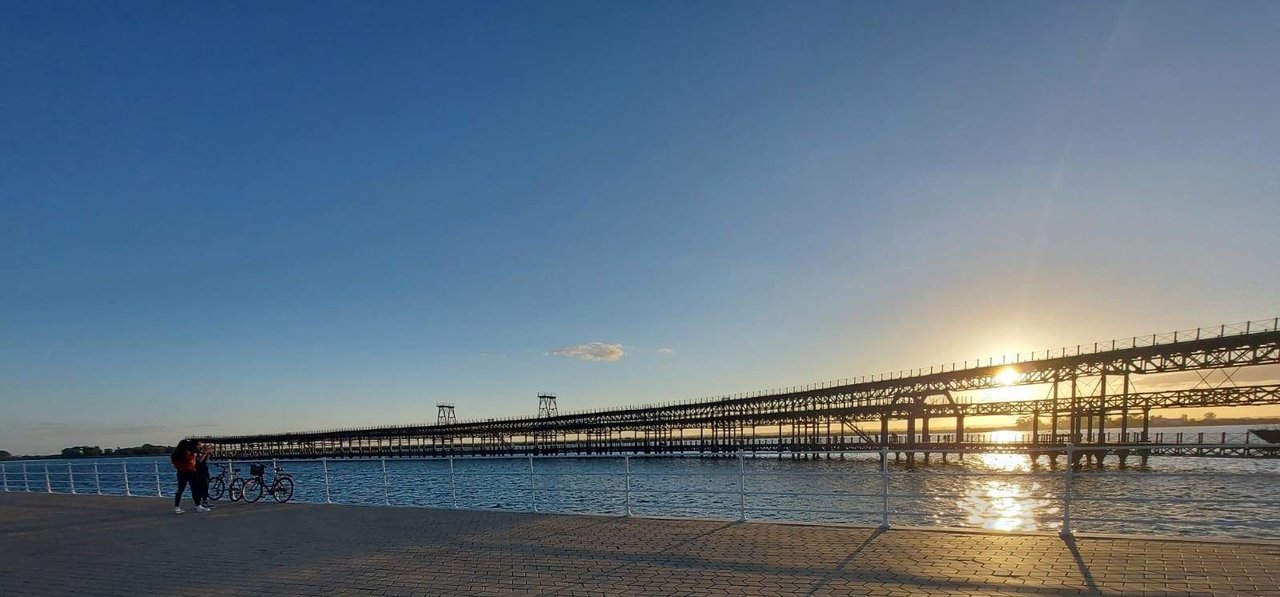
[879,447,890,529]
[122,461,131,496]
[623,456,632,517]
[44,465,52,493]
[737,450,746,522]
[322,457,332,504]
[23,463,30,492]
[1,463,6,492]
[94,462,102,495]
[380,457,389,506]
[448,457,458,509]
[1061,446,1074,537]
[527,455,536,512]
[68,463,76,494]
[154,462,163,497]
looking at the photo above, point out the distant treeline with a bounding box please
[0,444,174,461]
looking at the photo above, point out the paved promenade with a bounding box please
[2,493,1277,596]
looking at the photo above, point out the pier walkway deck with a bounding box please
[2,493,1277,596]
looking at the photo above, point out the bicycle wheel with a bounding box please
[271,477,294,504]
[208,477,226,501]
[228,478,244,502]
[242,478,264,503]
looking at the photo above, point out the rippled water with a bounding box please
[7,451,1279,540]
[6,425,1279,540]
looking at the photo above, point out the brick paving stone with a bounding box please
[2,493,1279,596]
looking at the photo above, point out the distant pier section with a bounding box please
[197,319,1280,461]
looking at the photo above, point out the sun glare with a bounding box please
[989,430,1020,444]
[993,368,1019,386]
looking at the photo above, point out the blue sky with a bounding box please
[3,1,1278,454]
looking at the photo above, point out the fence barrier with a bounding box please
[5,445,1280,539]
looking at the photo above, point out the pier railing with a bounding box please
[5,445,1280,539]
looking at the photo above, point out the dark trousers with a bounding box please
[193,470,209,504]
[174,470,199,507]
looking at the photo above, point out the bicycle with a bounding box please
[241,463,294,504]
[206,463,241,502]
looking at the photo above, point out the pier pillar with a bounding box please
[921,415,930,462]
[906,416,916,466]
[1097,406,1106,445]
[1141,408,1151,443]
[1031,409,1040,445]
[1070,376,1079,444]
[955,414,965,461]
[1120,373,1131,442]
[1099,370,1107,445]
[1051,375,1059,442]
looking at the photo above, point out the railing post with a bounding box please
[94,462,102,495]
[879,447,891,529]
[44,465,52,493]
[1,463,6,492]
[380,457,390,506]
[23,463,31,492]
[623,456,632,517]
[1061,446,1074,537]
[322,457,332,504]
[737,449,747,522]
[154,462,163,497]
[122,461,131,496]
[68,463,76,494]
[448,456,458,510]
[528,455,537,512]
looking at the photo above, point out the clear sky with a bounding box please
[3,1,1278,455]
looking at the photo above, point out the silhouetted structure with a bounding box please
[197,319,1280,462]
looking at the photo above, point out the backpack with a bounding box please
[170,447,188,470]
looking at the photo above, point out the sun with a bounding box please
[993,368,1020,386]
[989,429,1021,444]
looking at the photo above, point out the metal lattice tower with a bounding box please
[437,403,456,425]
[537,393,558,418]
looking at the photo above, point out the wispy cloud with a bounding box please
[657,347,675,355]
[549,342,626,362]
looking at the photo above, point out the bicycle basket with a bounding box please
[250,464,265,476]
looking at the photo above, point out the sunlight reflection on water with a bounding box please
[14,447,1280,539]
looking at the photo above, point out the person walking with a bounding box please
[170,439,209,514]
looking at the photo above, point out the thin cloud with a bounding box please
[549,342,626,362]
[657,347,675,355]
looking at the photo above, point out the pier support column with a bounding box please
[1120,373,1131,442]
[921,415,930,462]
[955,414,965,461]
[1051,374,1059,442]
[879,415,889,467]
[1099,371,1107,447]
[906,416,916,466]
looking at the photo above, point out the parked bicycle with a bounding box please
[240,463,294,504]
[206,463,242,502]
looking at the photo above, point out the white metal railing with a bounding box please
[5,446,1280,539]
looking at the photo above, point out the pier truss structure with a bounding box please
[198,318,1280,460]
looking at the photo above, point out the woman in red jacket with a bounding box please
[170,440,209,514]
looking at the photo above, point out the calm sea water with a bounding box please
[5,425,1278,540]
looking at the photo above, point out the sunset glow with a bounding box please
[993,368,1020,386]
